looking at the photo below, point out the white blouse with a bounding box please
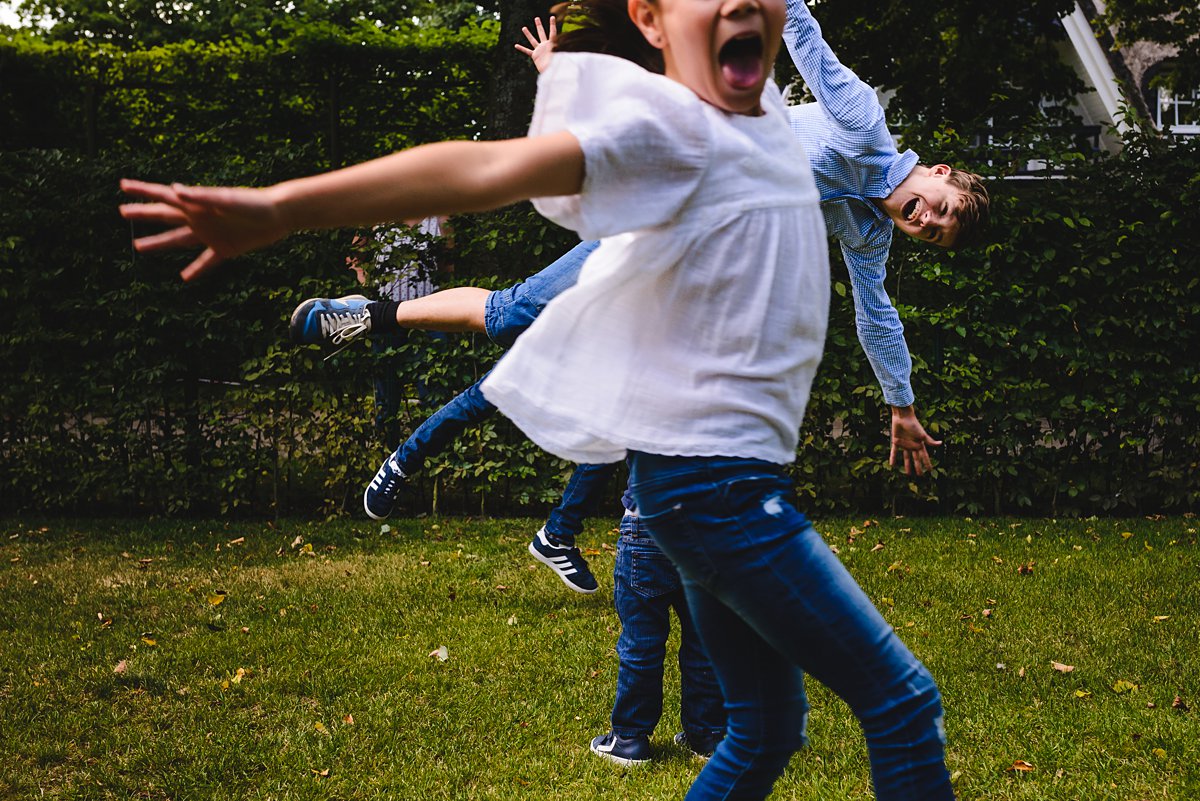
[482,52,831,465]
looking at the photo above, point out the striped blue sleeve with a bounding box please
[840,243,915,408]
[783,0,885,132]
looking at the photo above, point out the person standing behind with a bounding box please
[311,216,450,450]
[589,490,726,765]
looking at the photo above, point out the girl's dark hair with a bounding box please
[551,1,664,74]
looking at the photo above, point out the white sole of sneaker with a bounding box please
[589,744,650,766]
[527,541,599,595]
[363,488,388,521]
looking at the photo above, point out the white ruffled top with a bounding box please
[482,52,831,465]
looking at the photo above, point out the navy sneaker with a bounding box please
[674,731,722,760]
[590,731,651,766]
[289,295,371,352]
[364,453,406,520]
[528,527,598,594]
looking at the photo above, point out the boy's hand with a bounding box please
[514,15,556,73]
[119,179,289,281]
[889,405,942,476]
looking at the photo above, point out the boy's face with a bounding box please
[883,164,963,248]
[632,0,786,116]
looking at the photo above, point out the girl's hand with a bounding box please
[514,15,557,74]
[119,179,290,281]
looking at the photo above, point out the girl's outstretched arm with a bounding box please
[120,132,584,281]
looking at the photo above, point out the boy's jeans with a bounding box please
[483,240,600,347]
[628,453,954,801]
[389,240,609,542]
[612,513,725,743]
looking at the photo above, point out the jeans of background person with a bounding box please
[483,239,600,348]
[628,453,954,801]
[544,462,620,546]
[611,512,725,745]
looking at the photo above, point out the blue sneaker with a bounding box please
[528,527,598,594]
[289,295,371,351]
[590,731,651,766]
[364,453,406,520]
[674,731,722,760]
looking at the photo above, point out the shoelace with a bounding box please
[319,311,370,361]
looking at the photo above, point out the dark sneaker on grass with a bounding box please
[364,453,406,520]
[590,732,651,766]
[674,731,722,760]
[289,295,371,351]
[528,527,598,594]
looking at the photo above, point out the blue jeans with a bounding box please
[483,240,600,347]
[389,241,605,536]
[612,512,725,743]
[628,453,953,801]
[393,370,494,477]
[544,462,619,544]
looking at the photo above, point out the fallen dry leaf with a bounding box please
[1075,690,1092,699]
[870,542,885,553]
[1051,661,1075,673]
[429,645,449,662]
[1112,679,1139,694]
[1018,561,1034,575]
[1007,760,1035,772]
[207,591,227,606]
[291,535,304,548]
[312,768,330,778]
[1171,696,1189,712]
[114,660,128,675]
[227,537,245,546]
[314,721,330,736]
[343,714,355,724]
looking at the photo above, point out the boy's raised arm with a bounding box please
[120,133,584,281]
[782,0,883,132]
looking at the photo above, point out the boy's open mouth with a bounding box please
[719,34,764,91]
[902,197,921,224]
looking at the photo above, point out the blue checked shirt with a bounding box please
[783,0,919,407]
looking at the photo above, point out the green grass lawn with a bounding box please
[1,515,1196,800]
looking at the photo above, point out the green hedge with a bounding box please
[1,35,1196,518]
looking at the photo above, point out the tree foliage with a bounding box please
[7,0,497,44]
[1,2,1195,518]
[809,0,1084,138]
[1099,0,1200,92]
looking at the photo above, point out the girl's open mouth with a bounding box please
[719,34,765,91]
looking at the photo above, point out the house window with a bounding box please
[1154,86,1200,135]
